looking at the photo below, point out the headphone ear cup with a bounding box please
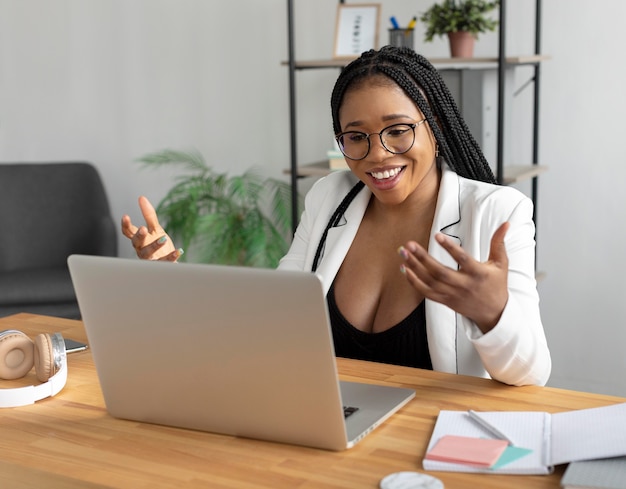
[0,331,35,380]
[34,333,57,382]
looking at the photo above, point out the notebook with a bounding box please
[423,403,626,475]
[67,254,415,451]
[561,456,626,489]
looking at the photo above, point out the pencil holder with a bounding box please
[388,28,414,49]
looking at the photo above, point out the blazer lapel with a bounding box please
[315,186,371,295]
[426,165,463,374]
[432,164,462,246]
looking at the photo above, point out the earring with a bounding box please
[435,144,439,158]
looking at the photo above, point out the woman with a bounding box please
[122,46,551,386]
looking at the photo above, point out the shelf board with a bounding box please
[502,164,548,185]
[284,160,335,177]
[282,55,550,71]
[288,162,548,186]
[430,54,550,67]
[282,59,347,70]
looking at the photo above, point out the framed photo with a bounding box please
[333,3,381,60]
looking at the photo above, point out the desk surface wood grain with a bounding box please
[1,313,623,489]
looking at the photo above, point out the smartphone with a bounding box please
[64,338,89,354]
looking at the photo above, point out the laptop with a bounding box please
[67,255,415,450]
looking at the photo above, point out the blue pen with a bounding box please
[390,16,400,30]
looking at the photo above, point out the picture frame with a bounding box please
[333,3,381,60]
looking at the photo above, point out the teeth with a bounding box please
[371,167,401,180]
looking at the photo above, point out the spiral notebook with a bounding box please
[423,403,626,475]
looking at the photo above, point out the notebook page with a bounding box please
[423,410,552,475]
[551,402,626,466]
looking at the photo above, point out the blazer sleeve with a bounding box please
[464,196,552,386]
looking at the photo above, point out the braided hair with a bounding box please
[330,46,496,184]
[312,46,496,271]
[311,180,364,272]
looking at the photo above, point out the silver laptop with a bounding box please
[67,255,415,450]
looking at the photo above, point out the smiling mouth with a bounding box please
[369,167,404,181]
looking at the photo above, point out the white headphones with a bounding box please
[0,329,68,408]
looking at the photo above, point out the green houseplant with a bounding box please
[137,149,299,269]
[420,0,499,57]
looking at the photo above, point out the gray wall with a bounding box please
[1,1,624,397]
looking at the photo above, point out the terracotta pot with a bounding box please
[447,31,476,58]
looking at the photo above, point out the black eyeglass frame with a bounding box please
[335,118,428,161]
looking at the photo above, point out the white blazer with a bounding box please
[279,165,551,386]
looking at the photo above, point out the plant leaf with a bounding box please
[138,149,299,268]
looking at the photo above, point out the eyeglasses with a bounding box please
[335,119,427,161]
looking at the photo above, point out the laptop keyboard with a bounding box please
[343,406,359,418]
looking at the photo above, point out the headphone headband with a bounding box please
[0,360,67,408]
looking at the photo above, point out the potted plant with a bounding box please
[420,0,500,58]
[137,149,299,268]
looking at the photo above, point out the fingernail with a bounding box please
[398,246,409,260]
[400,264,407,275]
[177,248,185,256]
[157,236,167,244]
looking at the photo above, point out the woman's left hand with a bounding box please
[398,222,510,333]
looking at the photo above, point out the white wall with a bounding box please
[535,2,626,396]
[1,1,625,397]
[0,0,290,242]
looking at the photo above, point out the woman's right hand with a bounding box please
[121,196,183,262]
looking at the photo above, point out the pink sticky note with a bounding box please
[425,435,509,467]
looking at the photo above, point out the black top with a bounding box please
[327,283,433,370]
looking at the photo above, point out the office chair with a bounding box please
[0,162,117,319]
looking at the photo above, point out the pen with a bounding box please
[467,410,515,446]
[390,16,400,30]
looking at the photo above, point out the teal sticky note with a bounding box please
[491,445,534,470]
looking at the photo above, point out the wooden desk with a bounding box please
[1,313,624,489]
